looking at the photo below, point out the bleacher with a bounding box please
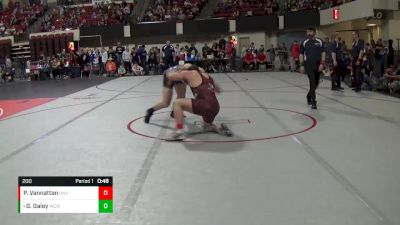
[0,2,45,37]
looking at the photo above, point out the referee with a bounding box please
[330,33,345,91]
[300,27,326,109]
[351,31,365,92]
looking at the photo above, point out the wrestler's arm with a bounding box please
[213,81,222,94]
[167,70,192,81]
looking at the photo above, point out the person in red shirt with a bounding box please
[105,58,117,77]
[225,41,236,71]
[243,49,255,70]
[226,41,235,58]
[290,40,300,71]
[256,49,268,70]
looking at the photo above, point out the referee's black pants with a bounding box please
[305,61,321,102]
[352,59,363,91]
[331,59,344,88]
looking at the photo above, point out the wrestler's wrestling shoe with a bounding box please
[144,108,154,124]
[218,123,233,137]
[202,123,233,137]
[165,130,185,141]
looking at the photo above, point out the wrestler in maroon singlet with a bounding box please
[165,64,231,141]
[190,74,220,124]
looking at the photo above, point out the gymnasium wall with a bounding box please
[381,19,400,50]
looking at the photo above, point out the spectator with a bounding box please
[248,42,256,53]
[122,47,132,74]
[184,0,191,7]
[148,47,159,73]
[5,57,12,68]
[108,47,116,61]
[90,49,98,64]
[226,41,236,71]
[131,46,138,65]
[162,41,175,68]
[118,64,126,76]
[265,0,274,14]
[116,42,124,64]
[132,62,144,76]
[165,10,172,20]
[268,44,276,63]
[385,65,400,94]
[100,48,108,75]
[80,49,90,77]
[208,45,218,58]
[140,45,147,71]
[105,58,116,77]
[387,39,394,67]
[178,10,185,20]
[257,49,268,70]
[226,41,235,58]
[364,42,374,77]
[281,43,288,64]
[2,57,14,82]
[381,41,389,74]
[290,40,300,71]
[373,39,384,78]
[245,10,252,17]
[134,46,143,67]
[219,36,226,50]
[232,8,240,18]
[174,44,180,62]
[216,47,227,71]
[178,47,187,62]
[259,44,265,52]
[243,49,255,70]
[189,43,198,57]
[202,43,210,59]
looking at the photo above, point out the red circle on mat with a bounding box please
[127,107,317,143]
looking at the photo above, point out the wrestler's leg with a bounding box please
[170,83,187,118]
[165,98,194,140]
[144,87,173,123]
[175,83,186,99]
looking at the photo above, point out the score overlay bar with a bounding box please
[18,177,113,213]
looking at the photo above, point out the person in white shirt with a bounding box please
[123,6,130,15]
[122,48,132,74]
[100,48,108,75]
[132,62,144,76]
[5,57,12,68]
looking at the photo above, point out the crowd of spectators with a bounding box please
[215,0,279,18]
[353,38,397,93]
[285,0,356,12]
[40,1,132,32]
[35,37,281,79]
[214,0,357,18]
[139,0,207,22]
[0,0,45,37]
[3,33,399,95]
